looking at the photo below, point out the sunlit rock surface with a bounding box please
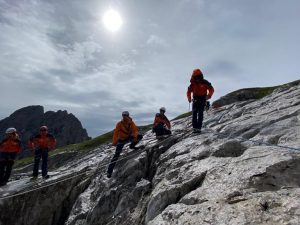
[0,83,299,225]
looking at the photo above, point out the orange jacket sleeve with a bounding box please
[27,139,35,150]
[48,136,57,150]
[112,122,121,145]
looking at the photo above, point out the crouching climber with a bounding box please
[107,111,143,178]
[0,128,22,186]
[152,107,171,137]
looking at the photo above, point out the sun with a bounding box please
[102,9,123,32]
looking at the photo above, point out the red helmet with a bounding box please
[191,68,204,82]
[192,68,203,76]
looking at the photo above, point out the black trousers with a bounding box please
[33,148,49,177]
[192,96,206,129]
[0,160,14,183]
[153,124,171,136]
[107,134,143,176]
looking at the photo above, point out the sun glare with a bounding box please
[102,9,123,32]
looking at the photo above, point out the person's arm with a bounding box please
[187,84,193,102]
[207,83,214,99]
[27,136,35,150]
[112,123,120,146]
[47,134,57,150]
[16,139,22,154]
[0,140,4,152]
[165,117,171,129]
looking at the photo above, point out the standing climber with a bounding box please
[0,128,22,186]
[187,68,214,133]
[28,126,56,179]
[153,107,171,137]
[107,111,143,178]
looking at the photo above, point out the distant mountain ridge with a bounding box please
[0,105,90,158]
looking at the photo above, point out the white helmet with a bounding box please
[160,107,166,112]
[6,127,17,134]
[40,126,48,131]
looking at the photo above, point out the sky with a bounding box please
[0,0,299,137]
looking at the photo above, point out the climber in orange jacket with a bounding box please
[187,68,214,133]
[107,111,143,178]
[28,126,56,179]
[153,107,171,137]
[0,128,22,186]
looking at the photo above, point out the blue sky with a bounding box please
[0,0,299,137]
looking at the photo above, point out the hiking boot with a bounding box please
[193,128,201,134]
[43,175,50,179]
[107,173,112,178]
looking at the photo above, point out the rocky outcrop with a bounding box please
[0,105,90,157]
[0,82,299,225]
[212,79,300,108]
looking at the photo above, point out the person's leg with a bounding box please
[33,149,42,177]
[3,160,14,183]
[163,128,172,135]
[107,143,124,177]
[192,101,198,129]
[0,160,5,183]
[197,99,206,129]
[154,124,164,136]
[41,150,49,177]
[129,134,143,148]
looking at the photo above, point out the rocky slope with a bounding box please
[0,105,90,157]
[0,83,299,225]
[212,79,300,108]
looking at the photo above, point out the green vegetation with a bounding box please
[255,86,279,99]
[172,111,192,121]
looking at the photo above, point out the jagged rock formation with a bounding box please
[0,105,90,157]
[0,83,299,225]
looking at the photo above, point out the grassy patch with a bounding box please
[255,87,279,99]
[172,111,192,121]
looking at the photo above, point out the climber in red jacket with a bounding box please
[153,107,171,137]
[0,128,22,186]
[187,68,214,133]
[28,126,56,179]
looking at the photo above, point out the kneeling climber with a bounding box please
[152,107,171,137]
